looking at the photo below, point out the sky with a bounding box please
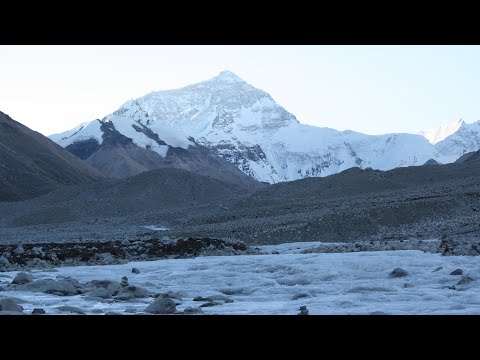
[1,45,480,136]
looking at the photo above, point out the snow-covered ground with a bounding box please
[1,247,479,314]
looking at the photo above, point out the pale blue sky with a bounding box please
[1,45,479,136]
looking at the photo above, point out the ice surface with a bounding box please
[144,225,169,231]
[1,249,480,315]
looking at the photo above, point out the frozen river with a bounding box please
[1,244,479,314]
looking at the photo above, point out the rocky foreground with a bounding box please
[1,243,479,315]
[0,237,252,272]
[0,272,207,315]
[2,235,480,274]
[1,235,478,315]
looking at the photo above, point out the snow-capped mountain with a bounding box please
[435,120,480,162]
[51,70,445,183]
[419,118,464,145]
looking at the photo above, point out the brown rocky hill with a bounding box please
[0,111,104,201]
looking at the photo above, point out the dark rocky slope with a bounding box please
[1,147,479,247]
[0,111,103,201]
[162,158,480,244]
[455,149,480,163]
[0,167,255,229]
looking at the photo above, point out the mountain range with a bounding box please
[41,70,480,184]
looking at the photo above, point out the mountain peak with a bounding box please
[211,70,243,82]
[456,118,466,127]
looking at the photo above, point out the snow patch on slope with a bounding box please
[420,119,464,144]
[49,121,90,143]
[108,99,193,149]
[50,120,103,147]
[108,116,169,157]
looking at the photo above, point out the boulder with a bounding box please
[389,268,408,278]
[184,307,204,314]
[199,301,222,307]
[15,279,80,296]
[85,287,113,299]
[83,280,122,294]
[450,268,463,276]
[145,298,177,314]
[54,279,81,295]
[114,285,150,300]
[0,298,24,313]
[56,306,85,315]
[457,276,474,285]
[193,296,212,302]
[32,308,46,315]
[11,272,34,285]
[132,268,141,274]
[62,277,83,288]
